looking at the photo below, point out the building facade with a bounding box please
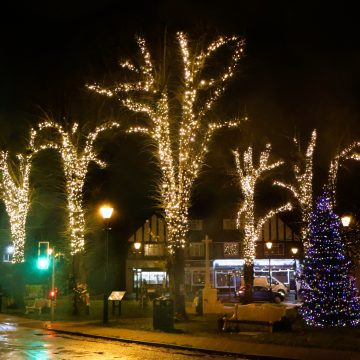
[125,213,302,297]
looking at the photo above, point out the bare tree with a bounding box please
[233,144,292,302]
[0,148,33,263]
[89,32,246,316]
[32,120,120,255]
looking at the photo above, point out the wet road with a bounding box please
[0,317,249,359]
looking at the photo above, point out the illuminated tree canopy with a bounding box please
[32,120,120,254]
[234,144,292,266]
[89,32,246,253]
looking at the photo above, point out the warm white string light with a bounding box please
[328,141,360,207]
[32,120,120,254]
[0,148,34,263]
[274,129,317,245]
[233,144,292,265]
[89,32,246,253]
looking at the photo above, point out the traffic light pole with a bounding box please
[51,251,55,321]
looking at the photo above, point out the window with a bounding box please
[144,244,165,257]
[189,219,203,230]
[192,271,205,286]
[3,253,12,262]
[264,243,285,256]
[139,271,166,285]
[223,219,237,230]
[224,242,239,257]
[189,243,204,257]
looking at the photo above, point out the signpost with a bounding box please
[108,291,126,316]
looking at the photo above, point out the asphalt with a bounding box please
[40,319,360,360]
[2,312,360,360]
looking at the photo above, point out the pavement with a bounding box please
[39,318,360,360]
[2,302,360,360]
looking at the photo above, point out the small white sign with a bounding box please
[108,291,126,301]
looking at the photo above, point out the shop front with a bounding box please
[213,258,300,292]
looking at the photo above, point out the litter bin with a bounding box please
[153,297,174,331]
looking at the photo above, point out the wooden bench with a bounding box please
[221,317,274,332]
[25,298,49,314]
[220,303,289,332]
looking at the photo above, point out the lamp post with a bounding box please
[47,248,56,321]
[291,247,299,301]
[265,242,273,300]
[134,241,142,301]
[100,205,113,323]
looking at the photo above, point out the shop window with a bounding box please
[215,271,236,288]
[144,244,165,257]
[224,242,239,257]
[189,242,204,257]
[140,271,166,285]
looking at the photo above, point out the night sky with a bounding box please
[0,1,359,258]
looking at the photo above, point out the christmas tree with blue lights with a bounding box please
[299,191,360,327]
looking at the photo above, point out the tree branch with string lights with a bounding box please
[233,144,292,302]
[88,32,246,315]
[274,129,317,247]
[328,141,360,207]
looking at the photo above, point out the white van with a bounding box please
[240,276,288,295]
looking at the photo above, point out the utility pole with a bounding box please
[51,250,55,321]
[202,235,212,289]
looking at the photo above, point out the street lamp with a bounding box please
[100,205,113,323]
[265,242,273,300]
[5,245,14,262]
[291,247,299,301]
[341,215,352,227]
[134,241,142,300]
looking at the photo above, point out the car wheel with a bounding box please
[278,290,286,296]
[273,296,282,304]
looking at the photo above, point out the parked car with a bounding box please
[240,276,288,295]
[268,276,288,295]
[236,285,285,304]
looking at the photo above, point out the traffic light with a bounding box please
[37,241,50,270]
[48,289,57,300]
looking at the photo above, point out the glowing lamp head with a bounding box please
[134,242,141,250]
[291,247,299,255]
[6,245,15,254]
[265,241,273,250]
[100,206,114,219]
[341,215,351,227]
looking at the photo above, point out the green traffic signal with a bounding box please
[37,241,50,270]
[37,257,49,270]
